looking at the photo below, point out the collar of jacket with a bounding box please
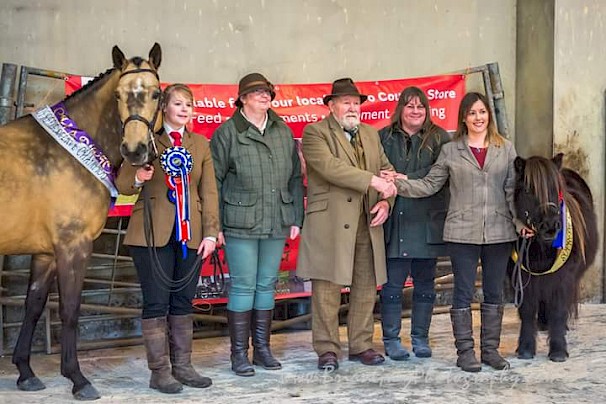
[232,108,283,133]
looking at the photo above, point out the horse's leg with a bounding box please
[547,292,569,362]
[516,295,538,359]
[12,254,56,391]
[55,242,100,400]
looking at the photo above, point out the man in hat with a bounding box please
[297,78,397,371]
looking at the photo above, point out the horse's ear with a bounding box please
[148,43,162,70]
[553,153,564,170]
[112,46,128,70]
[514,156,526,175]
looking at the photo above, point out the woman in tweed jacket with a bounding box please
[391,92,524,373]
[210,73,304,377]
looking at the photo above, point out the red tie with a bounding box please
[169,131,182,147]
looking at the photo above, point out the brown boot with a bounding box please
[228,310,255,376]
[480,303,510,370]
[251,310,282,370]
[141,317,183,393]
[168,315,212,388]
[450,308,481,372]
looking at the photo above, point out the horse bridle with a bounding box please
[119,67,162,162]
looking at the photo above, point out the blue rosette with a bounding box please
[160,146,193,177]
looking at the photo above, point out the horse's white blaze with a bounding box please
[132,77,144,96]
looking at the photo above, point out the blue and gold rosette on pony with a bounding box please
[160,146,193,258]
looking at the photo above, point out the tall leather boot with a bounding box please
[168,314,212,388]
[411,301,434,358]
[450,307,481,372]
[480,303,510,370]
[141,317,183,393]
[380,293,410,360]
[251,310,282,370]
[227,310,255,377]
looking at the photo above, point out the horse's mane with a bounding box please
[64,56,149,103]
[524,157,588,263]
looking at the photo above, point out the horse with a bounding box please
[510,153,598,362]
[0,43,162,400]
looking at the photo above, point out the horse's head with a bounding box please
[514,153,565,242]
[113,43,162,166]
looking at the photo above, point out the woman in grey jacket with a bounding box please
[390,92,522,372]
[211,73,304,377]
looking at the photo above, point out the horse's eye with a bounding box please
[152,90,161,100]
[114,91,121,100]
[524,211,529,218]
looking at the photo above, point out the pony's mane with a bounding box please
[523,157,565,213]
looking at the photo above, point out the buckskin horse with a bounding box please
[511,153,598,362]
[0,43,162,400]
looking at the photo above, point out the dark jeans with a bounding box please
[130,234,200,319]
[381,258,437,303]
[447,242,513,309]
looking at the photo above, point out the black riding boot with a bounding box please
[450,307,481,372]
[480,303,510,370]
[227,310,255,377]
[168,315,212,388]
[380,293,410,360]
[411,301,434,358]
[251,310,282,370]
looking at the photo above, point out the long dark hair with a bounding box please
[453,92,504,146]
[389,86,445,154]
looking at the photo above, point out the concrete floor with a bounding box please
[1,304,605,403]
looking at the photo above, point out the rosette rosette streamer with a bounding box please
[160,146,194,258]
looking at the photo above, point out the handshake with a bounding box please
[370,170,407,199]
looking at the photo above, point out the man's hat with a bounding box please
[323,78,368,105]
[235,73,276,107]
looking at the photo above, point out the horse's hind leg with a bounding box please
[547,295,569,362]
[55,241,100,400]
[12,254,56,391]
[516,296,538,359]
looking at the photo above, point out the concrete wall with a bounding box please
[0,0,517,132]
[553,0,606,301]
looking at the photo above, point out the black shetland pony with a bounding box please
[511,153,598,362]
[0,44,162,400]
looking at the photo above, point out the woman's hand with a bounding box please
[380,170,407,182]
[197,238,216,260]
[289,226,300,240]
[135,164,154,182]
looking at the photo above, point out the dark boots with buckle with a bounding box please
[450,307,481,372]
[480,303,510,370]
[227,310,255,377]
[411,300,434,358]
[168,314,213,388]
[251,310,282,370]
[141,317,183,394]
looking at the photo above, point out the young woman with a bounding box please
[116,84,219,393]
[391,92,526,372]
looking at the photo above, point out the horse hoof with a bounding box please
[549,353,568,363]
[73,384,101,401]
[517,351,534,360]
[17,377,46,391]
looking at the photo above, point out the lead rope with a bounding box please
[511,236,532,308]
[142,185,204,292]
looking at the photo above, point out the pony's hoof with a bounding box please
[73,384,101,401]
[17,376,46,391]
[516,351,535,360]
[548,352,568,362]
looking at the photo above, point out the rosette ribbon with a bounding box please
[160,146,194,259]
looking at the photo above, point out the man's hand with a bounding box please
[369,200,390,227]
[197,239,216,260]
[217,231,226,247]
